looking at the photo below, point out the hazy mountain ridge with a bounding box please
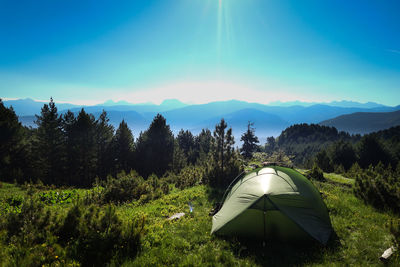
[10,98,400,139]
[3,98,81,116]
[319,110,400,134]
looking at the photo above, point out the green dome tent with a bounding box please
[211,166,333,245]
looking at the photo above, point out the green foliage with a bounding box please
[0,99,29,183]
[171,142,187,174]
[33,97,65,185]
[38,190,78,205]
[0,197,67,266]
[265,149,294,166]
[58,203,144,266]
[176,129,197,165]
[175,165,205,190]
[240,121,259,159]
[329,140,357,171]
[357,135,393,168]
[87,171,169,205]
[306,163,325,181]
[113,119,135,174]
[354,162,400,213]
[0,195,24,214]
[95,110,115,179]
[0,194,144,266]
[334,164,346,174]
[207,119,242,188]
[196,128,213,157]
[68,108,98,186]
[389,219,400,262]
[314,149,334,172]
[277,123,357,166]
[346,162,362,179]
[264,136,276,153]
[136,114,174,177]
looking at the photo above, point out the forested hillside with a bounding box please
[320,110,400,134]
[270,124,360,166]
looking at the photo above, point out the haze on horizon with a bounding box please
[1,0,399,106]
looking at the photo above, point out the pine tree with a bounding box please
[314,150,334,173]
[95,111,114,179]
[73,109,98,186]
[113,120,134,174]
[196,129,212,155]
[213,119,234,172]
[62,110,77,184]
[265,136,276,153]
[240,121,259,159]
[208,118,241,187]
[34,98,65,184]
[177,129,196,164]
[136,114,174,177]
[358,135,392,168]
[0,99,28,182]
[172,140,187,173]
[330,140,357,171]
[195,128,213,164]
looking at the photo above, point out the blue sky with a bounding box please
[0,0,399,105]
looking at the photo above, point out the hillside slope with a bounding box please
[320,110,400,134]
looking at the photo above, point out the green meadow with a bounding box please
[0,169,398,266]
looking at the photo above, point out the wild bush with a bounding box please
[88,171,170,204]
[334,164,345,174]
[1,197,66,266]
[38,189,77,205]
[175,165,205,190]
[354,162,400,213]
[306,163,325,181]
[346,162,362,179]
[58,203,145,266]
[206,156,242,188]
[0,196,145,266]
[101,171,150,204]
[314,150,334,173]
[389,220,400,262]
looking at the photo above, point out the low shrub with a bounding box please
[58,203,145,266]
[346,162,362,179]
[354,162,400,213]
[306,163,325,181]
[389,219,400,262]
[0,196,145,266]
[1,197,66,266]
[175,165,205,190]
[0,195,24,215]
[206,157,243,188]
[38,190,77,205]
[87,171,170,205]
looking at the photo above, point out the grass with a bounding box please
[323,173,355,187]
[0,172,399,266]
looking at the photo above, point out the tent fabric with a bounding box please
[211,166,333,245]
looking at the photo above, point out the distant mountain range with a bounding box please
[319,110,400,134]
[268,100,386,108]
[3,98,400,139]
[3,98,79,116]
